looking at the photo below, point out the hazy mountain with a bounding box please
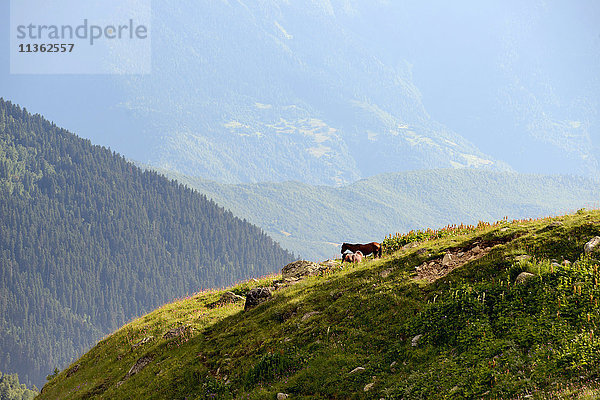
[162,168,600,260]
[0,99,293,387]
[3,1,596,183]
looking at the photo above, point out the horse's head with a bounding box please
[341,243,349,254]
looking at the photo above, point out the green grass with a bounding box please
[39,210,600,399]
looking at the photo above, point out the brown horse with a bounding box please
[342,250,363,263]
[341,242,382,258]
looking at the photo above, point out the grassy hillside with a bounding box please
[39,209,600,399]
[159,168,600,260]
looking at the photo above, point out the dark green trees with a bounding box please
[0,99,294,386]
[0,371,37,400]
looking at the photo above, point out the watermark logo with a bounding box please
[10,0,151,74]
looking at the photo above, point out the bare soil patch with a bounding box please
[416,238,512,283]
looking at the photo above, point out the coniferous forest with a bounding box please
[0,99,295,387]
[0,370,37,399]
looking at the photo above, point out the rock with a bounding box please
[500,227,509,232]
[281,260,324,280]
[442,253,453,266]
[277,393,289,400]
[584,236,600,254]
[207,291,245,308]
[329,290,342,301]
[301,311,321,321]
[125,355,154,379]
[65,363,80,378]
[364,382,375,392]
[457,252,465,257]
[380,268,392,278]
[320,260,340,269]
[132,336,154,349]
[402,242,419,250]
[411,334,423,347]
[273,280,287,290]
[163,325,191,339]
[472,246,481,253]
[515,272,535,284]
[244,287,272,311]
[349,366,365,374]
[220,291,245,303]
[515,254,531,261]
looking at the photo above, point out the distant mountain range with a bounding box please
[1,1,597,183]
[161,168,600,260]
[0,99,293,387]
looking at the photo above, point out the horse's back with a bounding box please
[341,241,381,258]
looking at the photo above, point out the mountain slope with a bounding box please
[162,168,600,260]
[0,99,294,387]
[2,2,598,182]
[1,0,512,186]
[39,210,600,399]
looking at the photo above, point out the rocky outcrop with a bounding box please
[349,367,365,374]
[416,241,497,282]
[281,260,325,280]
[207,291,246,308]
[65,364,80,378]
[584,236,600,254]
[163,325,192,339]
[441,253,453,266]
[301,311,320,321]
[118,355,154,386]
[515,272,535,284]
[132,336,154,349]
[320,259,340,268]
[244,287,272,311]
[411,334,423,347]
